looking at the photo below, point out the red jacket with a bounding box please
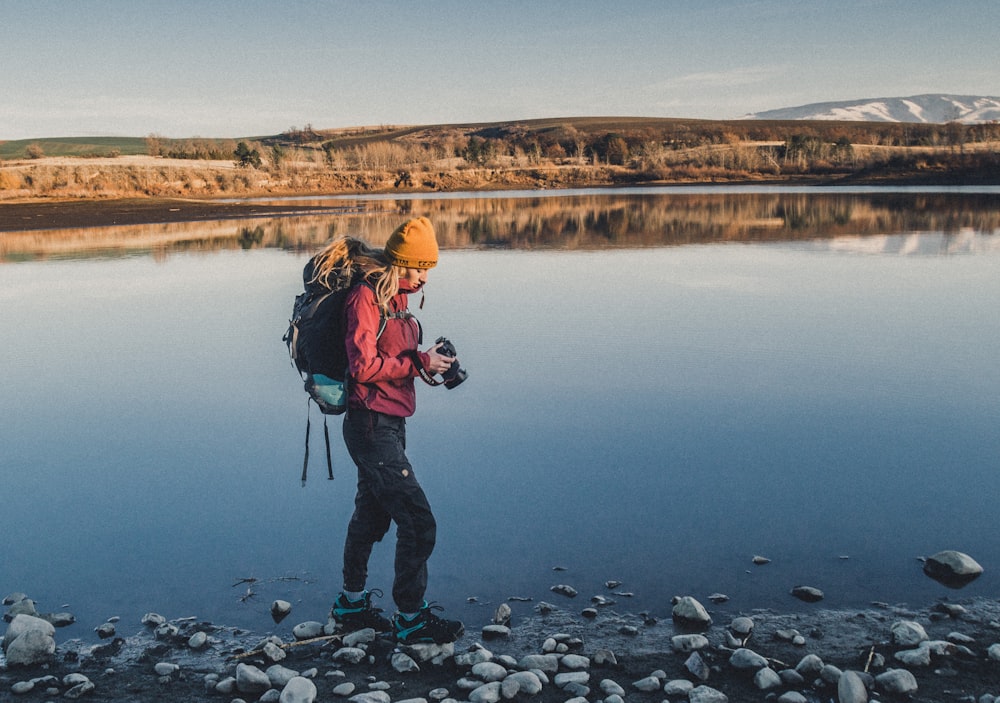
[344,281,427,417]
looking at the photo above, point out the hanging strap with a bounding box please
[301,397,311,486]
[323,414,333,480]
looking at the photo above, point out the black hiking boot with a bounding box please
[329,589,392,633]
[392,601,465,644]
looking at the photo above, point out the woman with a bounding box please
[308,217,464,645]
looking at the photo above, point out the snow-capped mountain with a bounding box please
[742,94,1000,123]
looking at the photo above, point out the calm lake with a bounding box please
[2,186,999,640]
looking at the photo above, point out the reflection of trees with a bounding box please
[4,192,1000,261]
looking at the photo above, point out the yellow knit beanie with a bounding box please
[385,217,438,268]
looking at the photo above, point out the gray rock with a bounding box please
[44,611,76,628]
[729,648,768,670]
[923,550,984,588]
[795,653,824,677]
[95,622,116,639]
[472,661,508,682]
[894,643,932,667]
[214,676,237,694]
[672,634,709,652]
[468,681,502,703]
[481,625,510,640]
[789,585,824,602]
[776,692,807,703]
[518,653,559,674]
[392,651,420,673]
[837,670,869,703]
[505,671,542,696]
[188,631,208,649]
[671,596,712,628]
[11,680,35,694]
[560,653,590,670]
[141,612,167,627]
[154,662,179,676]
[264,641,287,662]
[268,665,301,687]
[632,676,661,692]
[989,643,1000,661]
[730,616,754,638]
[890,620,929,646]
[349,692,391,703]
[599,678,625,696]
[685,651,711,681]
[664,679,694,696]
[271,600,292,624]
[280,677,317,703]
[550,584,578,598]
[3,613,55,651]
[343,628,376,647]
[820,663,842,684]
[292,621,324,640]
[333,682,357,696]
[236,663,272,694]
[689,684,729,703]
[754,667,782,690]
[331,647,367,664]
[876,668,918,696]
[64,679,96,700]
[592,648,617,666]
[455,645,493,667]
[554,671,589,688]
[3,620,56,667]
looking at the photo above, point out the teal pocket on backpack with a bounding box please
[306,373,347,415]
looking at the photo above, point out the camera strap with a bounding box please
[407,349,444,386]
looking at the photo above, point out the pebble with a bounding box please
[671,596,712,628]
[790,585,824,602]
[550,584,578,598]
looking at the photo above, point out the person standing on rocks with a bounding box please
[308,217,465,645]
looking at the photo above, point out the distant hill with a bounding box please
[743,94,1000,124]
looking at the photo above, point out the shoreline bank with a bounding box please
[4,592,1000,702]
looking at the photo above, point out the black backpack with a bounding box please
[283,264,386,485]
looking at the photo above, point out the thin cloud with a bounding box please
[651,65,790,91]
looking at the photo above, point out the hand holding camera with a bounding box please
[430,337,467,389]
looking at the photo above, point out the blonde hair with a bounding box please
[309,236,400,312]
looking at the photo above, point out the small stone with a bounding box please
[754,667,782,691]
[268,665,301,687]
[493,603,511,625]
[469,681,502,703]
[671,596,712,629]
[730,648,768,670]
[154,662,179,676]
[481,625,510,640]
[280,676,317,703]
[472,662,508,682]
[392,651,420,673]
[891,620,929,647]
[550,584,578,598]
[271,600,292,624]
[776,692,807,703]
[790,585,824,602]
[236,663,272,694]
[428,688,449,700]
[292,621,324,640]
[188,631,208,649]
[837,670,869,703]
[752,555,771,565]
[708,593,729,603]
[795,653,824,676]
[672,634,709,652]
[689,684,729,703]
[505,671,542,696]
[264,641,287,662]
[685,651,711,680]
[332,647,367,664]
[876,668,918,696]
[560,653,590,670]
[343,629,376,647]
[141,612,167,627]
[631,676,660,692]
[592,649,617,666]
[518,654,558,674]
[895,644,932,667]
[663,679,694,696]
[333,682,357,696]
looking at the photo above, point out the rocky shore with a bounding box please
[4,554,1000,703]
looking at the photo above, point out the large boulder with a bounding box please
[2,614,57,666]
[923,550,983,588]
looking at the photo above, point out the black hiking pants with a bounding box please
[341,407,436,613]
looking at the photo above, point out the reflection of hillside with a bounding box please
[4,191,999,261]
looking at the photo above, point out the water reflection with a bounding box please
[3,188,999,262]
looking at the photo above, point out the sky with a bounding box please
[2,0,998,140]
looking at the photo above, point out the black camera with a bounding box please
[435,336,468,389]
